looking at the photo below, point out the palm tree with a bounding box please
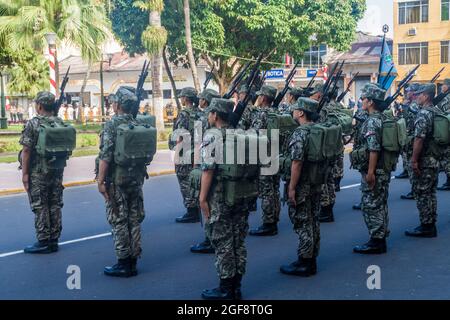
[183,0,200,92]
[0,0,110,121]
[135,0,167,131]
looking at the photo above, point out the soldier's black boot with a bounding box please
[400,191,414,200]
[395,170,409,179]
[233,274,243,300]
[280,257,317,277]
[190,238,214,254]
[405,223,437,238]
[249,223,278,236]
[437,177,450,191]
[175,207,200,223]
[201,278,234,300]
[352,203,362,210]
[48,239,59,252]
[353,238,387,254]
[24,240,52,254]
[334,177,341,192]
[130,258,138,276]
[319,205,335,223]
[104,258,133,277]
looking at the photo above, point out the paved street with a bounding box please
[1,155,450,300]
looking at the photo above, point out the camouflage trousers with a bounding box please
[320,168,336,207]
[28,170,64,242]
[206,183,250,279]
[175,164,198,209]
[334,152,344,179]
[360,171,391,239]
[439,146,450,178]
[106,184,145,259]
[404,143,414,183]
[288,183,322,259]
[412,167,439,225]
[258,174,281,225]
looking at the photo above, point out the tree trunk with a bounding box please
[78,62,92,123]
[183,0,201,92]
[150,11,165,132]
[163,45,181,113]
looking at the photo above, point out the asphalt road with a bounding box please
[1,156,450,300]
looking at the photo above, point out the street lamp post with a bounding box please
[0,71,7,129]
[100,53,113,118]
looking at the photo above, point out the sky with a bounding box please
[357,0,394,38]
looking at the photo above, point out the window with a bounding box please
[442,41,450,63]
[163,90,172,99]
[399,1,429,24]
[443,0,450,21]
[398,42,428,65]
[302,44,327,68]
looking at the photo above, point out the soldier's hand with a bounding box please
[366,172,376,190]
[412,160,421,176]
[288,188,296,207]
[200,199,210,220]
[22,174,29,192]
[98,182,110,201]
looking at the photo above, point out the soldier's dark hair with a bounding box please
[120,103,133,114]
[266,95,275,104]
[372,99,386,112]
[186,96,200,107]
[303,109,319,122]
[215,111,229,122]
[40,101,56,113]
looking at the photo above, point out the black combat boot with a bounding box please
[130,258,138,276]
[400,191,414,200]
[280,257,317,277]
[175,207,200,223]
[352,203,362,210]
[190,238,214,254]
[24,241,52,254]
[249,223,278,236]
[104,258,133,277]
[48,239,59,252]
[201,278,235,300]
[353,238,387,254]
[395,170,409,179]
[437,177,450,191]
[334,177,341,192]
[319,205,335,223]
[405,223,437,238]
[233,274,243,300]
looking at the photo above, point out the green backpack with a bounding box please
[326,109,353,136]
[433,113,450,146]
[114,123,157,166]
[267,113,298,147]
[36,118,76,170]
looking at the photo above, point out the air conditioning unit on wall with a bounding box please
[407,28,417,36]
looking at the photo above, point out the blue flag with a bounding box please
[377,36,397,90]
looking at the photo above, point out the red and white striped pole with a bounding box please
[47,47,57,95]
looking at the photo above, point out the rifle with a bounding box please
[132,60,150,118]
[272,60,301,109]
[204,67,215,90]
[54,66,70,116]
[433,89,450,105]
[337,72,359,103]
[383,65,420,108]
[223,61,252,99]
[431,67,445,83]
[318,60,345,111]
[305,72,317,89]
[381,65,394,89]
[228,53,264,127]
[255,70,267,92]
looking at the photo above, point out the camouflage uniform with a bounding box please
[99,112,146,260]
[436,83,450,182]
[403,100,420,181]
[20,113,65,243]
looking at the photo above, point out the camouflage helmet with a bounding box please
[288,87,304,99]
[256,85,277,100]
[108,93,118,103]
[311,84,324,95]
[415,83,436,97]
[179,87,198,100]
[443,78,450,86]
[405,82,421,93]
[204,98,234,115]
[116,86,138,111]
[360,83,386,101]
[198,89,221,104]
[35,91,56,107]
[238,84,248,94]
[291,97,319,114]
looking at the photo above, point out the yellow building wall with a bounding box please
[393,0,450,83]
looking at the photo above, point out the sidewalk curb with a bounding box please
[0,169,176,197]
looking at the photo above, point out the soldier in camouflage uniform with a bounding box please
[437,79,450,191]
[20,92,64,254]
[248,85,282,236]
[405,83,440,238]
[190,89,220,255]
[352,84,391,254]
[351,108,369,211]
[309,83,324,102]
[199,98,250,300]
[237,84,256,130]
[97,87,147,277]
[278,87,303,114]
[399,83,421,200]
[171,87,202,223]
[280,97,321,276]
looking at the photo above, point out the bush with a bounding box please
[77,134,99,148]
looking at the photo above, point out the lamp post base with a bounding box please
[0,117,7,129]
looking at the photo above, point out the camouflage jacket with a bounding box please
[278,102,292,115]
[172,105,206,147]
[359,111,383,154]
[437,94,450,113]
[237,103,255,130]
[414,105,440,167]
[403,101,420,137]
[353,109,369,149]
[250,105,271,131]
